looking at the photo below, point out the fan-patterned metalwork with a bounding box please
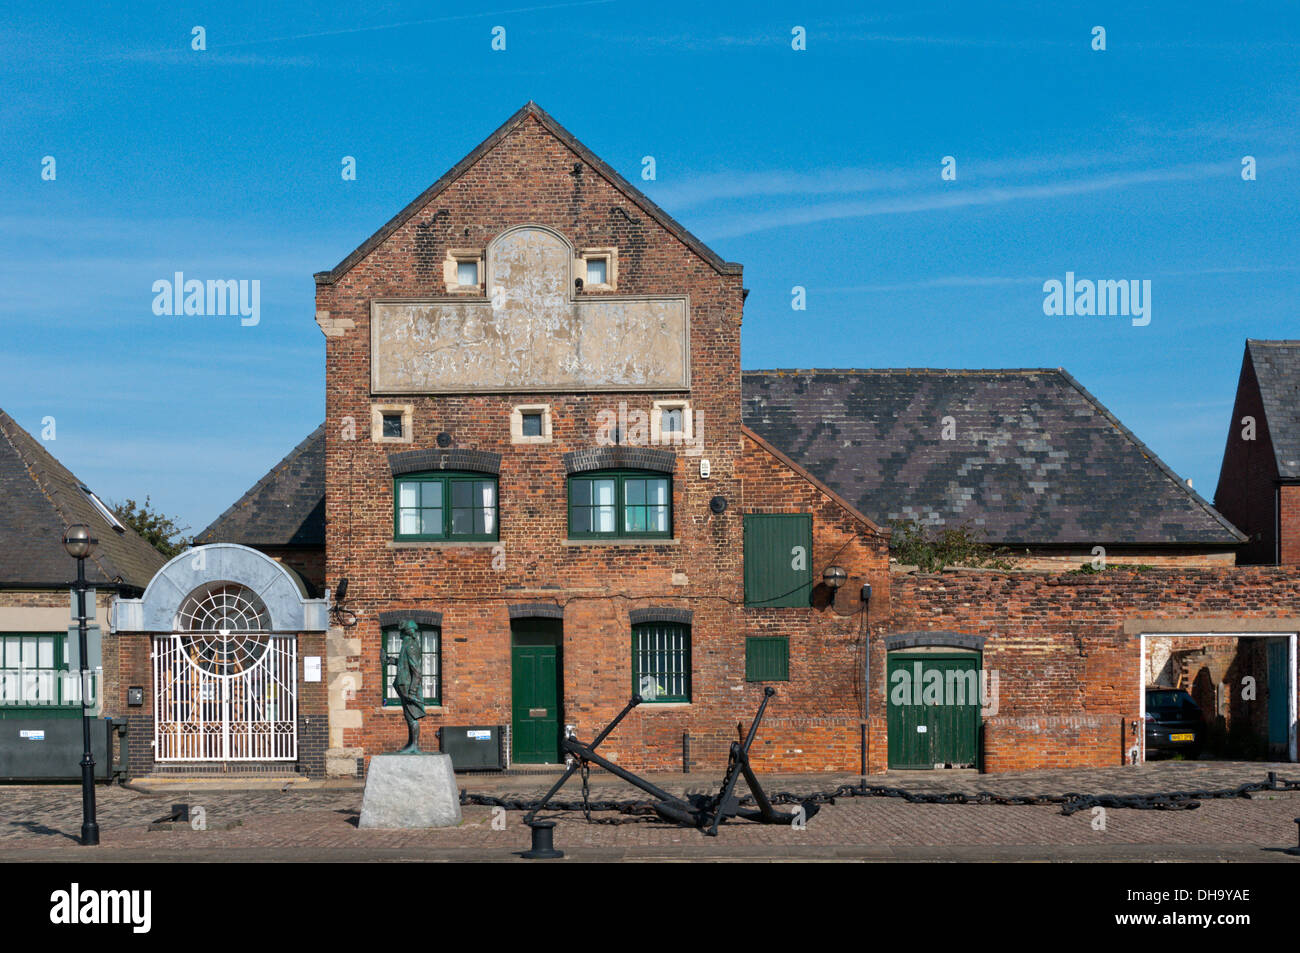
[175,583,272,676]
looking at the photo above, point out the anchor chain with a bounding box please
[462,773,1300,822]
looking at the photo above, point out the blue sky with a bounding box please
[1,1,1297,533]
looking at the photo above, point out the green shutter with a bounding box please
[745,636,789,681]
[743,514,813,607]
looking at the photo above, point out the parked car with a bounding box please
[1145,688,1204,757]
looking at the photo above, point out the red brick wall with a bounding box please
[1281,484,1300,565]
[1214,350,1277,564]
[890,567,1300,771]
[983,714,1125,772]
[321,112,890,772]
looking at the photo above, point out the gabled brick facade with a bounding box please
[317,104,887,774]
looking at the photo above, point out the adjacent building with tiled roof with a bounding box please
[0,409,164,590]
[0,408,165,735]
[1214,340,1300,564]
[743,368,1245,567]
[195,423,326,595]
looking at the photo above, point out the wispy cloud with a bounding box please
[819,264,1300,295]
[204,0,618,50]
[690,157,1295,239]
[649,152,1140,209]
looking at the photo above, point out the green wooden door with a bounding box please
[511,620,562,764]
[887,653,981,769]
[1267,639,1289,751]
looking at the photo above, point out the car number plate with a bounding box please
[1171,733,1194,742]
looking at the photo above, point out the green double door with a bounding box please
[511,619,562,764]
[887,653,981,769]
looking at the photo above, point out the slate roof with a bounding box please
[196,424,325,547]
[1246,340,1300,478]
[0,409,166,588]
[742,369,1246,547]
[215,368,1246,552]
[314,101,742,286]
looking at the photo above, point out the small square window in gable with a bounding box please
[371,404,413,444]
[444,249,483,293]
[578,247,617,292]
[511,404,552,444]
[651,400,692,446]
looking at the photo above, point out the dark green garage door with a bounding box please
[887,653,981,769]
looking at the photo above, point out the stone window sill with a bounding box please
[387,540,499,549]
[639,702,691,710]
[562,537,680,546]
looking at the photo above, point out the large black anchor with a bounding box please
[524,687,819,836]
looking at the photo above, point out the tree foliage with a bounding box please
[112,496,191,559]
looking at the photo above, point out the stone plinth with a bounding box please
[358,753,462,828]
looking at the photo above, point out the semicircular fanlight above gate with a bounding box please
[177,581,271,632]
[175,582,273,676]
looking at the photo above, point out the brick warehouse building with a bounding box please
[315,102,889,776]
[88,104,1300,781]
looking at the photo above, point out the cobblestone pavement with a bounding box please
[2,761,1298,861]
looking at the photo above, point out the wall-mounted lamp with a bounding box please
[822,566,848,590]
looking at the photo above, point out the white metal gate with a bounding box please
[153,632,297,761]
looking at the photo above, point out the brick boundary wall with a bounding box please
[982,714,1126,773]
[889,566,1300,773]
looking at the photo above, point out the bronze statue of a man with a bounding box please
[392,619,426,753]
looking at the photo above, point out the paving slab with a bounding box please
[2,760,1297,862]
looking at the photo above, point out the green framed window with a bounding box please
[743,513,813,607]
[632,621,690,703]
[745,636,790,682]
[0,633,83,715]
[394,472,497,541]
[569,470,671,539]
[381,624,441,707]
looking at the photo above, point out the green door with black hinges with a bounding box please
[511,619,562,764]
[887,653,981,769]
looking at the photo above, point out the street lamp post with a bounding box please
[61,523,100,846]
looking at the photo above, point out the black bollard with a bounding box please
[522,819,564,859]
